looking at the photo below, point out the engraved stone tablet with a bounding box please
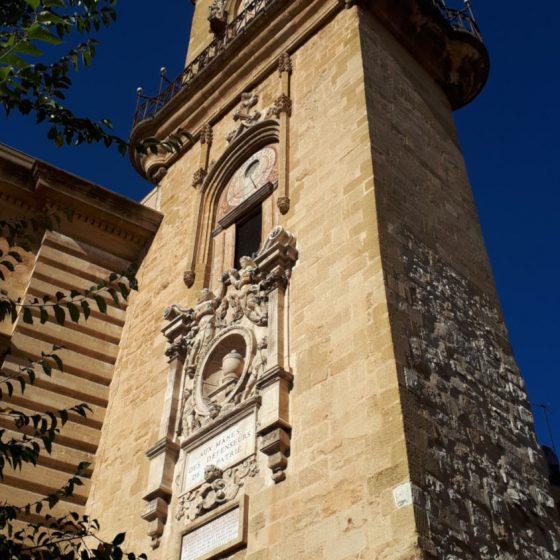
[183,413,255,491]
[180,507,240,560]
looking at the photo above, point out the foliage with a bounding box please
[0,0,193,155]
[0,214,146,559]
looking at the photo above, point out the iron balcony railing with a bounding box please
[133,0,482,126]
[433,0,482,41]
[133,0,277,125]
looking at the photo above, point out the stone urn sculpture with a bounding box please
[222,350,244,384]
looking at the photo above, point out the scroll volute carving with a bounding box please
[173,226,297,438]
[143,227,298,543]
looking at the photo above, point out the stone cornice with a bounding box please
[129,0,342,180]
[129,0,488,181]
[0,143,163,260]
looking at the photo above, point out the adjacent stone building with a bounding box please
[2,1,560,559]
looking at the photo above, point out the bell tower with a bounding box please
[88,1,560,559]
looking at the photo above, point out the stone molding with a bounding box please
[183,119,280,289]
[144,226,298,544]
[0,144,162,254]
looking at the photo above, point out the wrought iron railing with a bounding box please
[433,0,482,41]
[133,0,483,126]
[133,0,277,125]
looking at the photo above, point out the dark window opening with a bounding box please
[235,207,262,268]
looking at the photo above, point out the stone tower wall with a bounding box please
[86,3,560,560]
[88,7,424,560]
[359,9,560,559]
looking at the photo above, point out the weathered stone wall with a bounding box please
[0,147,161,528]
[359,8,560,559]
[89,7,422,560]
[88,3,560,560]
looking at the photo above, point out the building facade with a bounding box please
[2,1,560,559]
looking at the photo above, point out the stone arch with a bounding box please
[185,119,280,288]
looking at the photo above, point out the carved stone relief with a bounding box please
[176,457,258,522]
[143,227,298,545]
[208,0,228,36]
[227,93,263,144]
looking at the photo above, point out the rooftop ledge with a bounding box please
[132,0,488,127]
[129,0,489,181]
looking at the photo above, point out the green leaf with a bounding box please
[67,301,80,322]
[81,300,91,320]
[22,307,33,324]
[112,532,126,546]
[51,354,63,372]
[41,361,52,376]
[14,41,43,58]
[24,0,41,9]
[27,24,63,46]
[53,304,65,325]
[39,307,49,324]
[93,295,107,314]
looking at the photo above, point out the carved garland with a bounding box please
[143,226,298,548]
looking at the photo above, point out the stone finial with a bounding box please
[277,196,290,215]
[266,94,293,119]
[200,123,213,145]
[183,269,195,288]
[278,52,292,75]
[192,167,207,188]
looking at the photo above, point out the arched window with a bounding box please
[210,144,278,289]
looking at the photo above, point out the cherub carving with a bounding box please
[222,257,267,325]
[185,289,220,376]
[179,386,200,437]
[227,93,262,143]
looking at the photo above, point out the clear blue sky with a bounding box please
[1,2,558,448]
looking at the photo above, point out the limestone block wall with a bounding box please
[0,145,161,526]
[1,231,132,520]
[89,7,422,560]
[359,9,560,559]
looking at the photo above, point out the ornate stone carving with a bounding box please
[176,457,258,522]
[227,93,263,143]
[200,123,214,146]
[192,168,207,188]
[278,52,293,75]
[266,94,292,119]
[147,227,297,541]
[167,225,297,450]
[208,0,228,35]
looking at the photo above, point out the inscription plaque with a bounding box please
[183,413,255,490]
[180,507,239,560]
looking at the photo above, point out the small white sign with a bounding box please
[393,481,413,509]
[183,413,255,490]
[180,507,240,560]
